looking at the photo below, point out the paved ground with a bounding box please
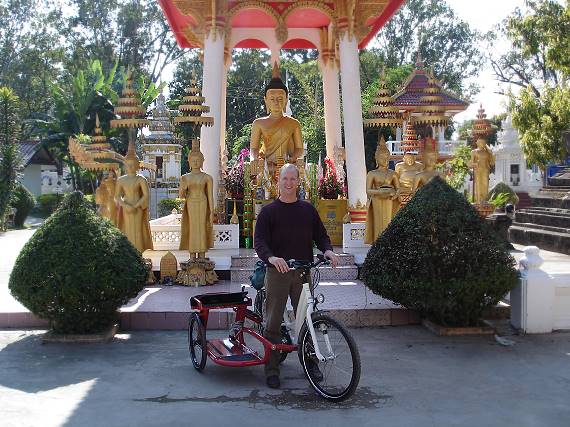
[0,327,569,427]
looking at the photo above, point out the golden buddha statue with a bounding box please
[469,137,496,203]
[102,170,118,225]
[413,144,442,192]
[250,62,304,187]
[114,143,153,252]
[364,136,400,244]
[395,151,423,195]
[179,139,214,259]
[95,180,110,219]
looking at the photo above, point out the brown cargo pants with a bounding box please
[263,266,305,378]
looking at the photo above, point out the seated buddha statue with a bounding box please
[179,139,214,259]
[395,151,423,196]
[364,136,400,244]
[250,62,304,189]
[114,143,153,252]
[469,138,496,204]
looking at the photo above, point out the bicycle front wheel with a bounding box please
[298,313,361,402]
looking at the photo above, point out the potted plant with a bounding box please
[318,158,345,200]
[361,177,519,332]
[488,182,519,212]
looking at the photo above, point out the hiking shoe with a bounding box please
[306,360,323,382]
[266,375,280,389]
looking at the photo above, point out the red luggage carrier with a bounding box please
[189,289,297,368]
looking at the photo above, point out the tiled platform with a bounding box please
[118,279,418,330]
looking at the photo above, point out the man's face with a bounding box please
[279,167,299,198]
[265,89,287,114]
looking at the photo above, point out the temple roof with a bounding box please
[393,61,469,113]
[159,0,406,50]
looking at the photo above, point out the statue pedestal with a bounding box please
[177,258,218,286]
[342,223,370,250]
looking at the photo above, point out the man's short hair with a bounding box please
[279,163,299,179]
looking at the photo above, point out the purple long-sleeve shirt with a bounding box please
[254,198,333,264]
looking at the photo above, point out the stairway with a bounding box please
[229,253,359,283]
[515,192,532,210]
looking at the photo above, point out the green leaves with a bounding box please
[361,177,519,326]
[0,87,21,229]
[9,191,148,333]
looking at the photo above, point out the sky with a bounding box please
[445,0,527,123]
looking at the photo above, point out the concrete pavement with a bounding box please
[0,326,569,427]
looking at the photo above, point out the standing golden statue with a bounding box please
[469,138,495,203]
[114,143,153,252]
[365,136,400,244]
[179,139,214,259]
[250,62,304,188]
[413,143,442,192]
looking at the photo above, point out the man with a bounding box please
[254,163,339,389]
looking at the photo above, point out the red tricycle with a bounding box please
[187,257,361,402]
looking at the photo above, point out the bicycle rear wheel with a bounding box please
[188,312,207,370]
[298,313,361,402]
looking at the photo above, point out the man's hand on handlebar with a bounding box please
[324,250,339,268]
[268,256,290,273]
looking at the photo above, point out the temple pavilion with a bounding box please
[159,0,406,207]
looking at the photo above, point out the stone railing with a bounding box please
[149,213,239,250]
[388,140,464,157]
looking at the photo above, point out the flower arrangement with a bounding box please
[225,148,249,199]
[318,158,345,200]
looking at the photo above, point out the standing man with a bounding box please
[254,163,339,389]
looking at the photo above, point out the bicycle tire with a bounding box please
[188,312,207,370]
[298,313,361,402]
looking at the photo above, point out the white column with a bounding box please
[396,126,402,141]
[219,62,229,165]
[339,33,366,206]
[200,32,225,197]
[321,60,343,160]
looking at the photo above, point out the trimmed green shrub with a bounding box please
[488,182,519,207]
[37,193,64,216]
[158,197,184,217]
[361,177,519,327]
[9,192,148,333]
[11,183,35,227]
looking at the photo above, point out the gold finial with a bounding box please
[191,139,200,152]
[95,113,101,129]
[272,61,280,79]
[230,200,239,224]
[125,141,139,162]
[376,135,390,157]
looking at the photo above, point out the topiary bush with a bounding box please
[158,197,184,217]
[11,182,35,227]
[488,182,519,207]
[9,191,148,334]
[37,193,64,216]
[361,177,519,327]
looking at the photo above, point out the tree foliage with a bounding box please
[491,1,570,169]
[0,87,20,229]
[374,0,482,97]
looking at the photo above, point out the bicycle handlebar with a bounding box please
[287,254,329,270]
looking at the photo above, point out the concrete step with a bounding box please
[511,221,570,235]
[508,225,570,255]
[529,193,570,209]
[230,265,359,283]
[515,209,570,229]
[230,253,356,268]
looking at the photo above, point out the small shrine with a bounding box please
[492,114,543,192]
[141,94,182,192]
